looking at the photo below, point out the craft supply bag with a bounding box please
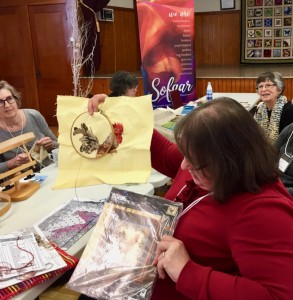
[53,95,154,189]
[67,188,183,299]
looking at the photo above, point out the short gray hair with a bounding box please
[256,71,285,94]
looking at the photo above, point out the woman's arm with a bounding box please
[0,153,29,172]
[29,110,58,151]
[151,129,183,179]
[88,94,108,115]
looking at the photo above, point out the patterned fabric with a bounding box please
[0,246,78,300]
[254,95,287,143]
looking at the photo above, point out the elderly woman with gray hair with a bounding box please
[254,71,293,143]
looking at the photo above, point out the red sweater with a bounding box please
[150,130,293,300]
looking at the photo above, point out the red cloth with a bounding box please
[0,246,78,300]
[150,129,293,300]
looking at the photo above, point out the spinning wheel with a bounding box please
[0,132,40,202]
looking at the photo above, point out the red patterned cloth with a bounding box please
[0,246,78,300]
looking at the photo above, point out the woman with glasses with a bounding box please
[0,80,58,172]
[254,71,293,143]
[83,97,293,300]
[149,98,293,300]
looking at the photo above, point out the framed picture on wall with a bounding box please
[241,0,293,63]
[220,0,235,10]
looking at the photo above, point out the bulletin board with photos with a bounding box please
[241,0,293,63]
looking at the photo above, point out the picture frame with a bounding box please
[241,0,293,63]
[220,0,235,10]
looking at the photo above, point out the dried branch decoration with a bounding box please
[68,0,97,97]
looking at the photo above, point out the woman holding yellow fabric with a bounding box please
[84,97,293,300]
[254,71,293,143]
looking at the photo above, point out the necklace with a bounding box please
[175,184,212,219]
[3,111,24,136]
[179,192,212,219]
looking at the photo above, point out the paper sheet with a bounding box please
[0,228,67,289]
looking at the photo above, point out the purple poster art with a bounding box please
[136,0,195,108]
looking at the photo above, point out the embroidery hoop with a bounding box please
[70,110,115,159]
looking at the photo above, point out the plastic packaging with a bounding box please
[206,82,213,101]
[68,187,183,300]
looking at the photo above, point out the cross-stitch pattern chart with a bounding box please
[36,198,106,250]
[241,0,293,63]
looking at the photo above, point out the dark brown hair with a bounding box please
[174,97,279,202]
[109,71,138,96]
[0,80,21,107]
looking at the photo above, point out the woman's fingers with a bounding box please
[155,235,190,282]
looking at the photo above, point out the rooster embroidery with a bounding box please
[96,122,124,157]
[73,122,124,157]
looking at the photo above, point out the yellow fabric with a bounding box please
[30,142,48,163]
[53,95,154,189]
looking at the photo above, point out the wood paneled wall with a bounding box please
[86,77,293,102]
[195,78,293,101]
[2,3,292,118]
[85,7,293,101]
[81,77,145,96]
[196,78,256,98]
[0,0,70,118]
[96,9,242,73]
[97,7,141,74]
[195,11,241,66]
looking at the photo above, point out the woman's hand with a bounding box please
[153,235,190,282]
[88,94,108,115]
[7,153,29,169]
[36,137,55,151]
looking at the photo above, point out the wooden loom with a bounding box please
[0,132,40,202]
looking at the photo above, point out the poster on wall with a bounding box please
[241,0,293,63]
[135,0,196,108]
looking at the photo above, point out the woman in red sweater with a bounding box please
[151,97,293,300]
[88,96,293,300]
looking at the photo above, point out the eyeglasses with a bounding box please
[256,83,276,91]
[194,164,208,171]
[0,96,16,107]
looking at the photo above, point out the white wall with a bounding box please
[108,0,133,8]
[195,0,240,12]
[108,0,241,11]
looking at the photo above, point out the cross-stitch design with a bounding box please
[242,0,293,63]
